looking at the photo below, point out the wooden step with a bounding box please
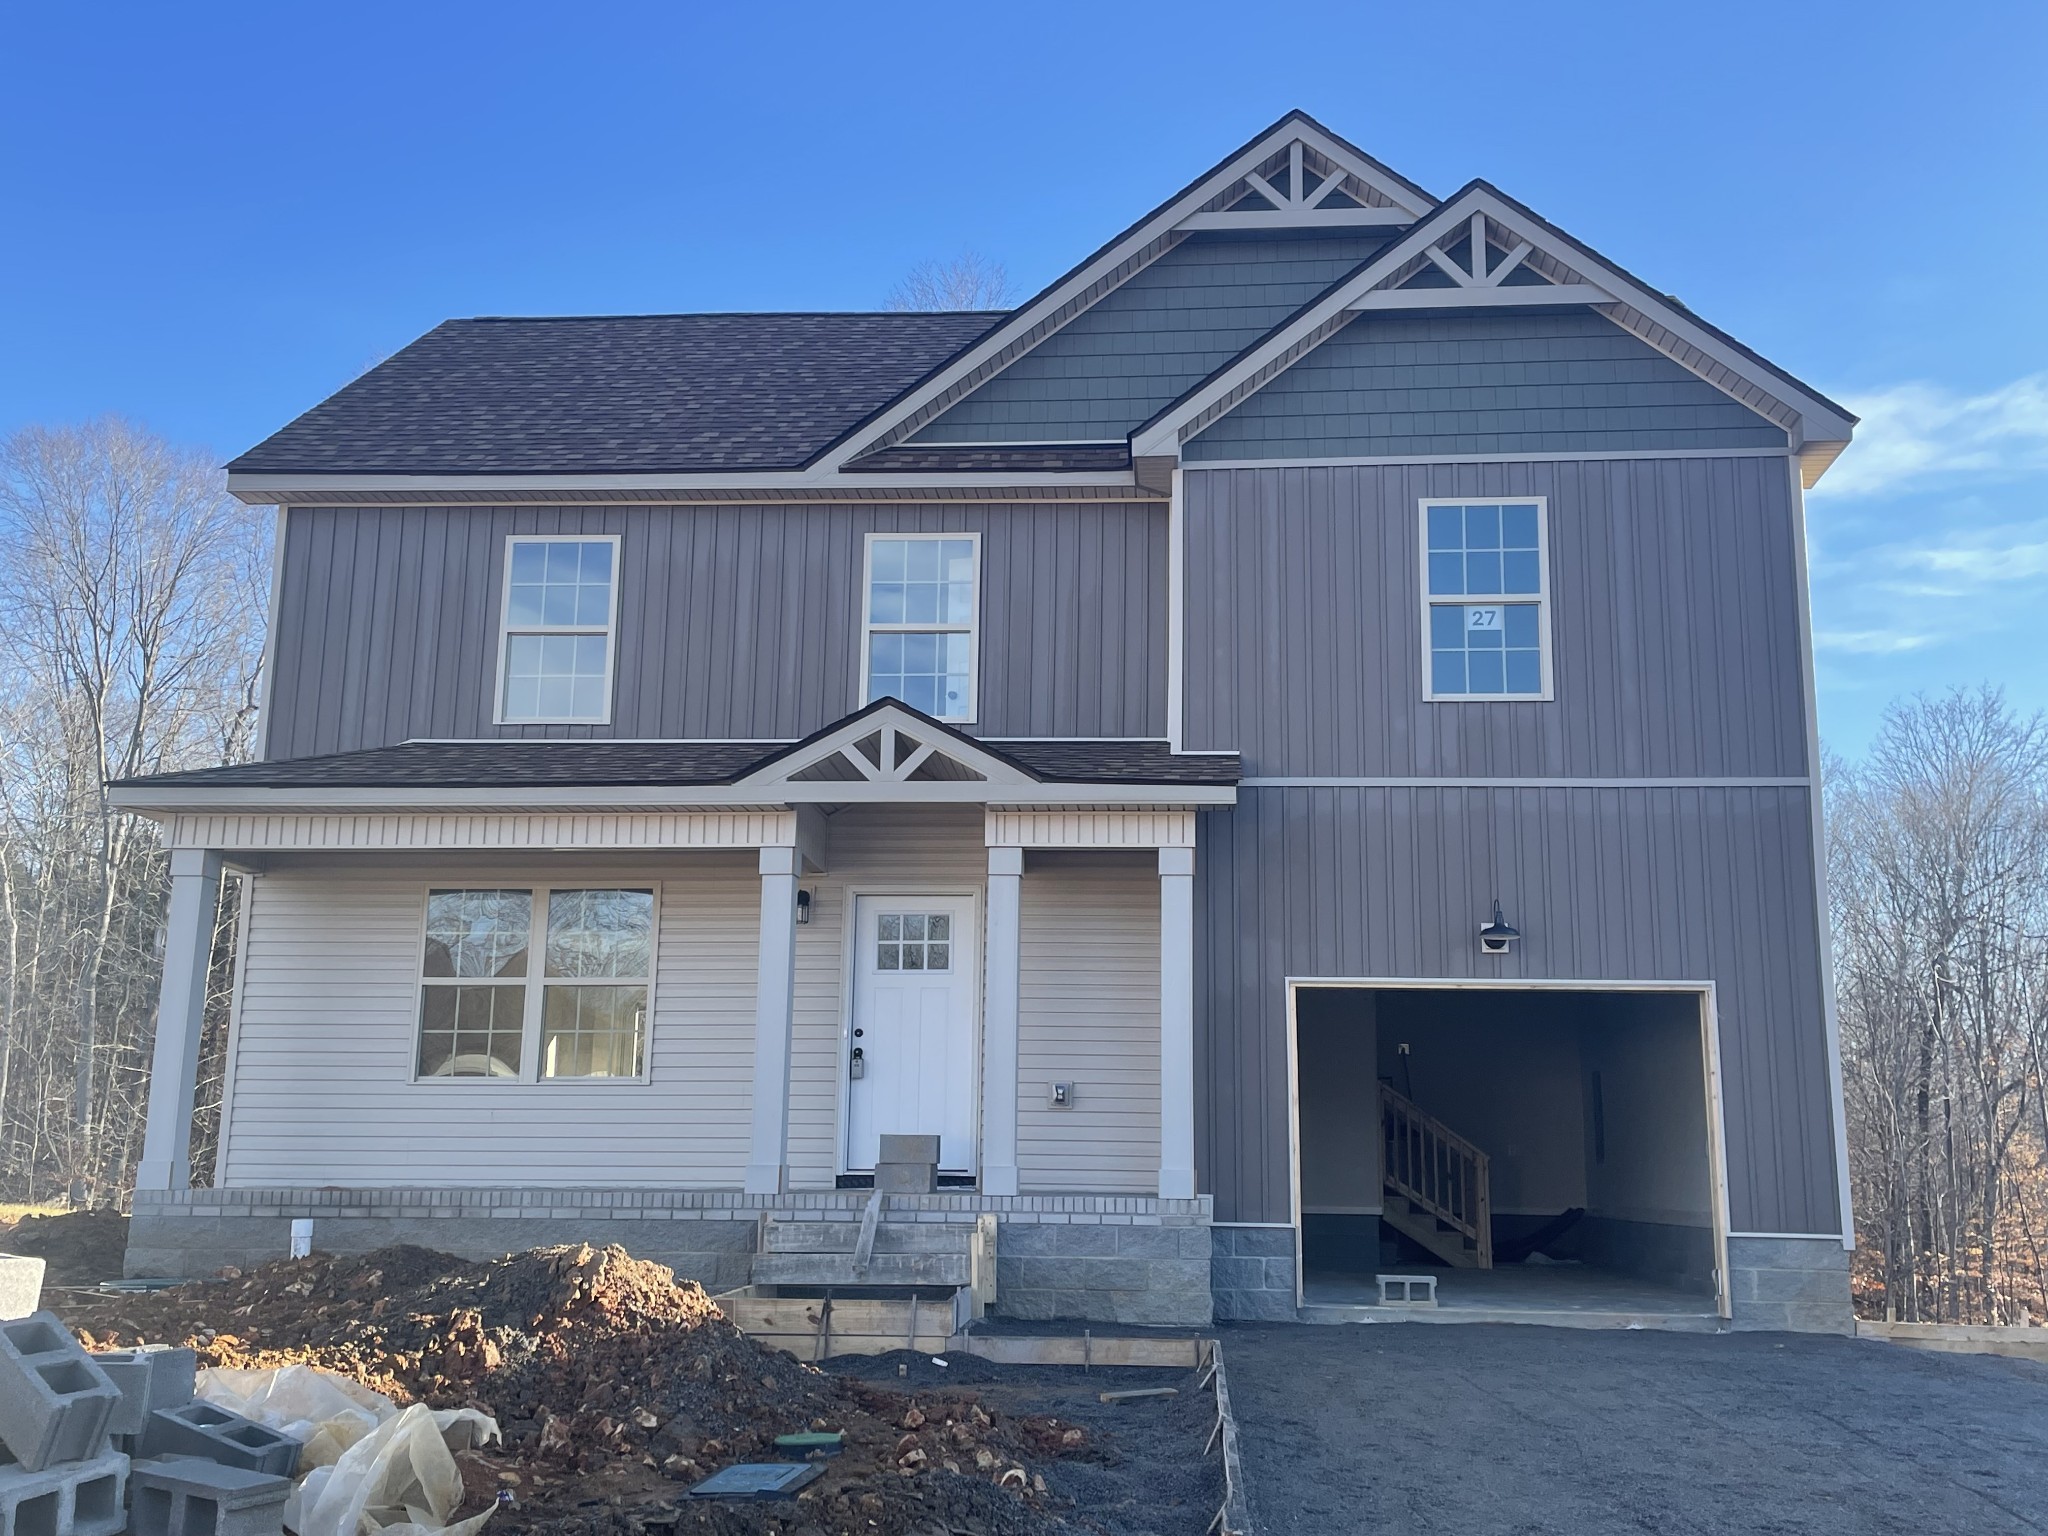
[1381,1198,1484,1269]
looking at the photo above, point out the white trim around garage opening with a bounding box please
[1282,976,1736,1323]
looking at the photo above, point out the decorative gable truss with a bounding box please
[1176,137,1427,232]
[1129,181,1858,483]
[739,705,1035,790]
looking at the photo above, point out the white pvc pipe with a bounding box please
[290,1219,314,1259]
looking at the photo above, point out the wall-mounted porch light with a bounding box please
[795,888,813,925]
[1478,898,1520,956]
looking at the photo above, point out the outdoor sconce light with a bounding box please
[1478,898,1520,955]
[795,888,812,925]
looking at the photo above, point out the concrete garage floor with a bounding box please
[1301,1264,1720,1328]
[1221,1322,2048,1534]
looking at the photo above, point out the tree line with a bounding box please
[0,420,266,1203]
[1,418,2045,1328]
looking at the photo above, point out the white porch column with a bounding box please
[745,844,800,1195]
[135,849,225,1192]
[980,845,1024,1196]
[1158,845,1197,1200]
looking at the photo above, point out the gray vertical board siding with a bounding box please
[1183,457,1808,778]
[1193,785,1840,1235]
[911,234,1392,444]
[1183,308,1789,460]
[264,501,1166,756]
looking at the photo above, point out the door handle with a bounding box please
[849,1046,865,1080]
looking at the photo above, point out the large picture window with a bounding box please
[417,886,653,1081]
[1419,499,1552,700]
[861,533,980,721]
[496,535,620,723]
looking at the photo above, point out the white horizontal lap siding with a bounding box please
[1017,859,1160,1193]
[222,858,758,1188]
[788,807,990,1189]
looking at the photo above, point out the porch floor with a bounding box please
[1299,1261,1723,1330]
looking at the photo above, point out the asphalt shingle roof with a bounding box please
[112,738,1240,791]
[226,312,1006,476]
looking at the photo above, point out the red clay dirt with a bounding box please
[55,1242,1135,1536]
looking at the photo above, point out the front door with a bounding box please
[846,896,978,1174]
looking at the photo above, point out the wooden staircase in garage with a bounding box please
[1381,1083,1493,1269]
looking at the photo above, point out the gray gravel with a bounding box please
[1219,1322,2048,1535]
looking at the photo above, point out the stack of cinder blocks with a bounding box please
[0,1283,299,1536]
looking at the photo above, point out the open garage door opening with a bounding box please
[1291,983,1731,1325]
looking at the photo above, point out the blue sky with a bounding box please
[5,1,2043,757]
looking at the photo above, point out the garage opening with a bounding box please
[1292,984,1729,1322]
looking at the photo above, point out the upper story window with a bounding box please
[417,885,654,1081]
[1420,499,1552,701]
[497,535,620,723]
[861,533,980,721]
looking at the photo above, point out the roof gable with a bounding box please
[813,111,1438,470]
[1131,183,1858,483]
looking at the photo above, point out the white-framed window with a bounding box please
[859,533,980,721]
[1419,498,1552,701]
[495,534,621,723]
[415,885,654,1082]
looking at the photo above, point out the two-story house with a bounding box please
[113,112,1856,1332]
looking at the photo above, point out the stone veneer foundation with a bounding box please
[127,1188,1216,1328]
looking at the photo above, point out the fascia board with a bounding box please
[224,468,1145,506]
[107,782,1237,814]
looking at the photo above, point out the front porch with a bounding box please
[116,704,1236,1325]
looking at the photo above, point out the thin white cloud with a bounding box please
[1907,537,2048,583]
[1814,629,1935,656]
[1816,374,2048,499]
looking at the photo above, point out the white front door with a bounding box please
[846,896,978,1174]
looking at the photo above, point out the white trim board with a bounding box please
[1184,447,1796,472]
[1239,777,1813,789]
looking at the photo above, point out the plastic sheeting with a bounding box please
[294,1404,502,1536]
[198,1364,396,1472]
[196,1365,500,1536]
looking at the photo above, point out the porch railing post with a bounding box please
[745,843,800,1195]
[981,844,1023,1196]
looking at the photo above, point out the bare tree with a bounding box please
[884,252,1014,312]
[1831,688,2048,1322]
[0,419,268,1205]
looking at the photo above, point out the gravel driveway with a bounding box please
[1220,1322,2048,1535]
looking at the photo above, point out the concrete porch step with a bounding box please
[751,1252,973,1288]
[760,1220,974,1256]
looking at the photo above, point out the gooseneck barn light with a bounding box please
[1478,899,1520,955]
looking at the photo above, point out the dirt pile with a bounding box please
[59,1243,1110,1536]
[1,1207,129,1285]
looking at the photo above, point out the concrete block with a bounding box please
[0,1313,119,1472]
[131,1457,291,1536]
[876,1134,940,1165]
[0,1447,127,1536]
[0,1258,44,1322]
[134,1348,200,1412]
[139,1403,301,1478]
[85,1352,154,1437]
[872,1163,934,1195]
